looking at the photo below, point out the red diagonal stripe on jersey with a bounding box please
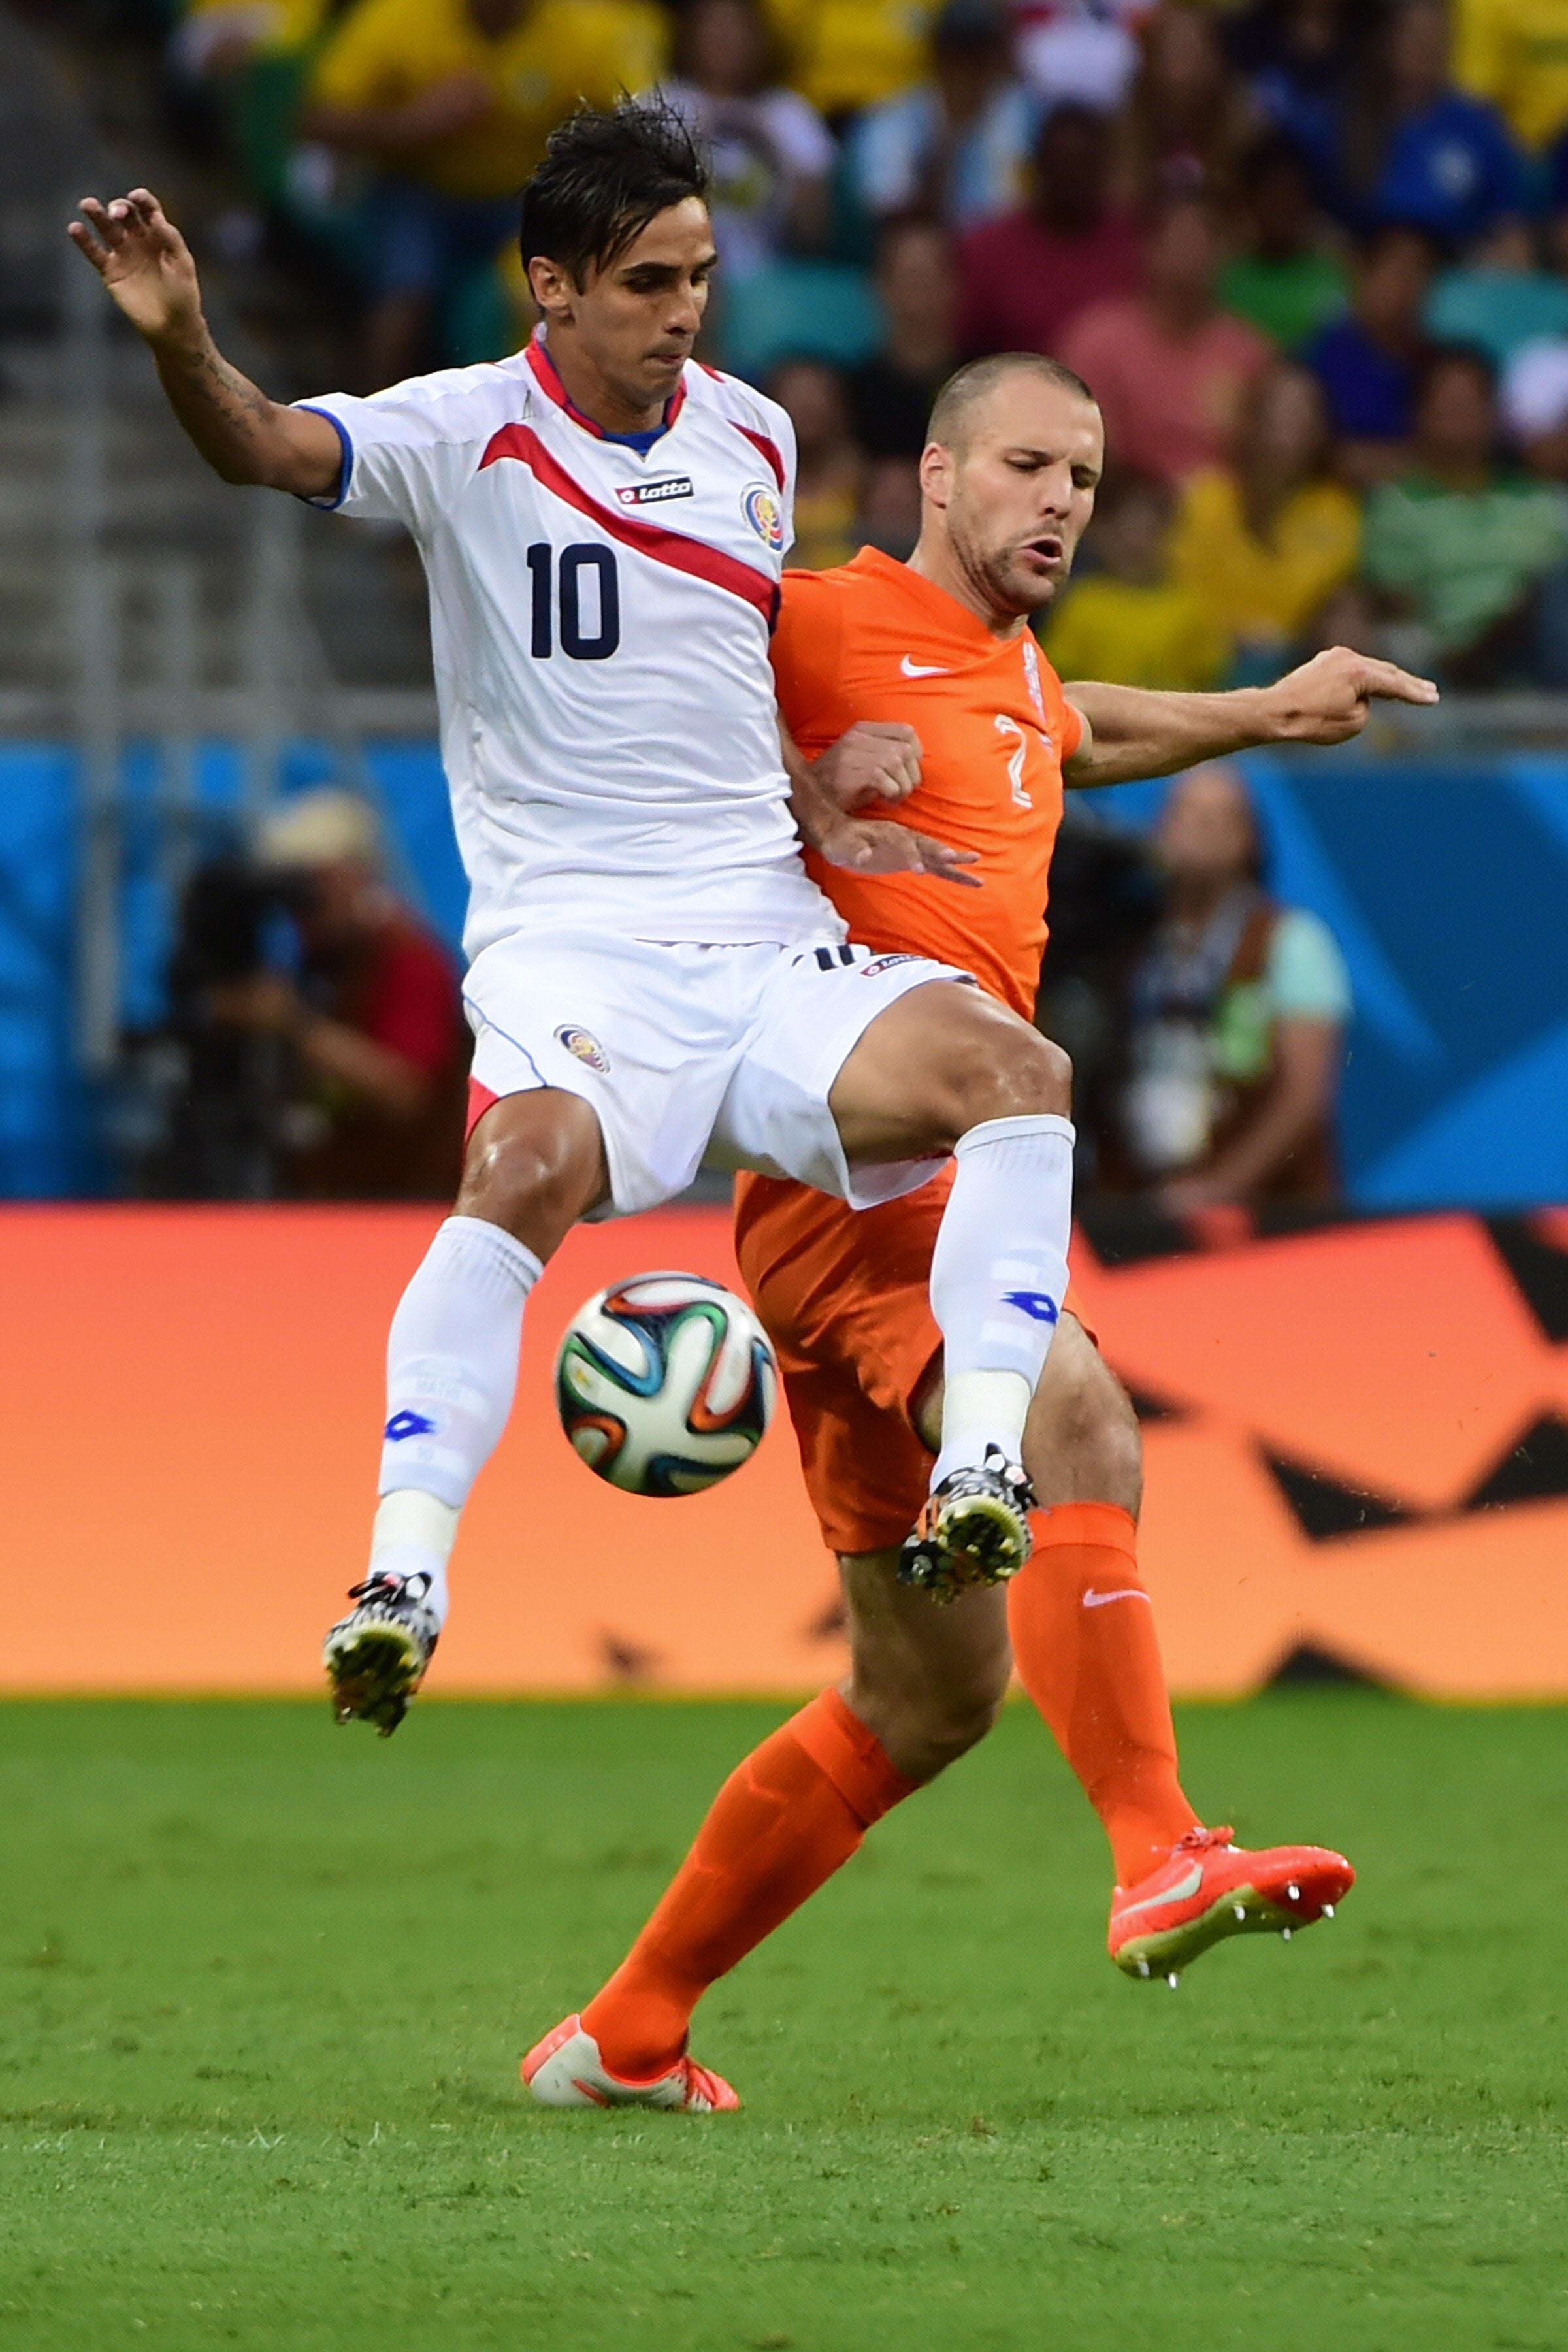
[525,335,604,436]
[525,333,687,436]
[731,422,785,490]
[480,421,776,623]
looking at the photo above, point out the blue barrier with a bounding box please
[3,741,1566,1205]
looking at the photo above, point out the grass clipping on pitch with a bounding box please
[0,1691,1563,2351]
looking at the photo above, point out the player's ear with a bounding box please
[527,252,575,323]
[919,440,954,510]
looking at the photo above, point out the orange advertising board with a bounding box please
[2,1203,1565,1698]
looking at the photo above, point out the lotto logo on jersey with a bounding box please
[555,1024,611,1074]
[615,476,694,508]
[742,482,785,551]
[858,953,920,977]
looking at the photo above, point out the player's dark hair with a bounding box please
[928,352,1098,451]
[520,99,711,286]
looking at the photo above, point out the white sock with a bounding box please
[375,1214,542,1623]
[368,1491,461,1631]
[928,1112,1075,1489]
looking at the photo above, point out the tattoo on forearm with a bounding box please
[159,338,272,444]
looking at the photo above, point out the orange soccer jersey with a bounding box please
[736,546,1083,1554]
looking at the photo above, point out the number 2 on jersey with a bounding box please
[994,714,1033,808]
[526,543,620,661]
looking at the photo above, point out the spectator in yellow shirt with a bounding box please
[1043,471,1232,692]
[1454,0,1568,152]
[302,0,663,383]
[766,0,937,117]
[1170,362,1362,678]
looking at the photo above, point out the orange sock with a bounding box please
[1007,1501,1200,1887]
[581,1688,915,2079]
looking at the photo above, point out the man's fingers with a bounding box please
[1355,656,1439,706]
[913,833,982,887]
[78,197,140,257]
[67,220,109,274]
[127,190,180,250]
[851,721,923,797]
[850,720,923,749]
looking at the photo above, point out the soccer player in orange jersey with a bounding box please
[525,353,1435,2112]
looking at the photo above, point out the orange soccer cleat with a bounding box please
[521,2016,740,2114]
[1108,1825,1354,1985]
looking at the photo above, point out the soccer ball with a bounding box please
[554,1271,778,1497]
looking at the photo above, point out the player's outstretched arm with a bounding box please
[67,190,342,499]
[1062,647,1439,789]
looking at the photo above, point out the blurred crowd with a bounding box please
[150,0,1568,694]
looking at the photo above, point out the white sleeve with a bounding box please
[292,373,495,536]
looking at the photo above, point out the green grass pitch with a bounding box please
[1,1692,1565,2352]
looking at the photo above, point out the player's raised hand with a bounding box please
[1264,646,1439,746]
[817,813,981,887]
[68,189,203,345]
[812,721,923,810]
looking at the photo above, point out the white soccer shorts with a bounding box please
[463,929,969,1215]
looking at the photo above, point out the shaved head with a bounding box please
[928,351,1098,455]
[911,353,1103,631]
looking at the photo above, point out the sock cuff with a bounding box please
[788,1688,917,1827]
[954,1112,1075,1158]
[1034,1501,1139,1560]
[438,1214,544,1292]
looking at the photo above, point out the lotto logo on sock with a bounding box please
[384,1409,438,1442]
[1002,1289,1060,1324]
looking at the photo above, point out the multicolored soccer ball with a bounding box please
[554,1272,778,1497]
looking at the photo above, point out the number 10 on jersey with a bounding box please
[526,542,621,661]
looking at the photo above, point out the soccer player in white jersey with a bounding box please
[70,103,1078,1733]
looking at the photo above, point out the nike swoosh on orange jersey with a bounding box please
[899,656,950,677]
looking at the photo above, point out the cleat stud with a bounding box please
[1233,1904,1247,1921]
[1137,1960,1151,1978]
[1167,1972,1179,1989]
[1323,1903,1335,1919]
[1287,1882,1301,1902]
[1281,1926,1292,1941]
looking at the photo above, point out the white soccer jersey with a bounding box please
[300,336,843,960]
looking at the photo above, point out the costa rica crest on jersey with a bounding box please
[742,482,785,551]
[555,1025,611,1074]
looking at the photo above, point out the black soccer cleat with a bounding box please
[898,1445,1036,1605]
[323,1570,440,1737]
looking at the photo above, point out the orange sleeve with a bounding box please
[770,568,847,749]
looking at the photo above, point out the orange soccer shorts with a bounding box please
[734,1163,1087,1558]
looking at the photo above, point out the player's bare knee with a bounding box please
[457,1098,605,1250]
[948,1021,1072,1139]
[904,1671,1009,1780]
